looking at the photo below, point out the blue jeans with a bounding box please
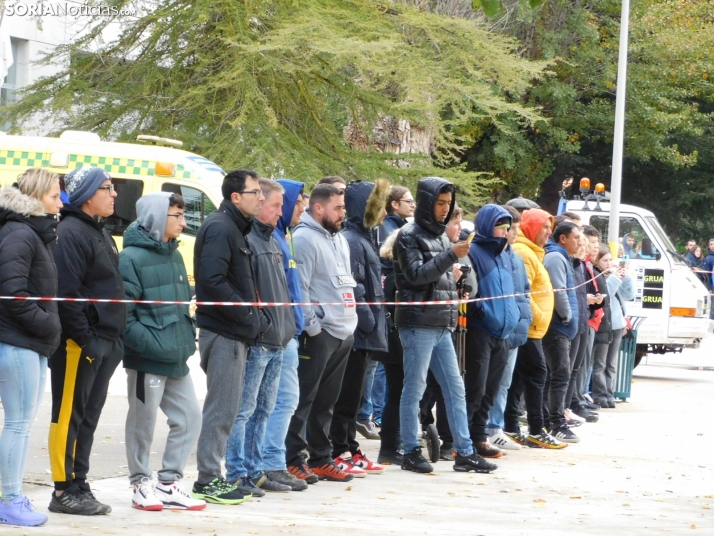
[225,345,283,481]
[261,338,299,472]
[372,363,386,421]
[486,347,518,432]
[398,327,473,456]
[0,343,47,502]
[357,360,377,421]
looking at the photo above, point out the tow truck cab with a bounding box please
[563,198,710,363]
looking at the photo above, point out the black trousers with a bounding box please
[504,338,547,436]
[419,370,453,446]
[566,330,589,409]
[49,337,123,490]
[464,327,509,443]
[330,349,372,458]
[379,362,404,453]
[542,330,572,430]
[286,331,353,467]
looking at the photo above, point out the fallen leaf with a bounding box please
[623,503,631,507]
[533,498,546,503]
[345,486,353,491]
[703,505,710,510]
[570,496,582,499]
[691,525,697,529]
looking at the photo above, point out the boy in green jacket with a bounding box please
[119,192,205,512]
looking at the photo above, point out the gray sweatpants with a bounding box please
[196,329,248,484]
[125,369,201,485]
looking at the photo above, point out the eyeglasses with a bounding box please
[167,213,186,222]
[97,184,115,193]
[239,189,262,196]
[400,199,416,206]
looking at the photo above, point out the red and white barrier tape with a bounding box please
[0,273,610,307]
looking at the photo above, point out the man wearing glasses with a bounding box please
[191,169,269,505]
[49,166,127,515]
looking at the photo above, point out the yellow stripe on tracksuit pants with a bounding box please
[48,337,123,490]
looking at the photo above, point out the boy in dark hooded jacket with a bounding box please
[465,204,519,459]
[330,180,390,476]
[120,192,205,512]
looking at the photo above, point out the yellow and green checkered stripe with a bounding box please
[0,150,50,168]
[0,150,195,180]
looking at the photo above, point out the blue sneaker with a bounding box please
[0,496,48,526]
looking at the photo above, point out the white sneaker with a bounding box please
[132,477,164,511]
[155,481,207,510]
[564,408,585,423]
[487,428,521,450]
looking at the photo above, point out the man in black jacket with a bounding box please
[224,179,296,496]
[192,169,268,505]
[330,180,389,476]
[48,166,126,516]
[394,177,496,475]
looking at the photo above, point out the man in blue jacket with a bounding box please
[259,179,308,492]
[466,204,520,459]
[486,205,532,451]
[542,221,582,444]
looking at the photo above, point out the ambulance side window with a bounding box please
[161,183,216,236]
[590,216,659,261]
[104,179,144,236]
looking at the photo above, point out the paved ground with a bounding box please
[4,340,714,535]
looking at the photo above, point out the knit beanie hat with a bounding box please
[64,167,112,207]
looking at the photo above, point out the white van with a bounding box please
[563,199,711,365]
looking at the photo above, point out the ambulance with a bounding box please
[0,131,226,286]
[560,180,711,365]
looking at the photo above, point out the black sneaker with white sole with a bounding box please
[453,452,497,473]
[550,425,581,443]
[401,448,433,473]
[572,407,599,423]
[48,488,110,516]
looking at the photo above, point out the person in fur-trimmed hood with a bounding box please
[330,179,390,476]
[0,170,63,528]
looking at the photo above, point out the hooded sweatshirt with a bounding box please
[622,233,636,259]
[292,211,358,340]
[467,204,519,339]
[119,192,196,377]
[512,209,554,339]
[394,177,458,329]
[342,181,388,352]
[275,179,305,336]
[543,239,579,340]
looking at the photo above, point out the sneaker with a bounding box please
[191,478,249,505]
[439,445,455,461]
[566,419,583,428]
[288,461,319,485]
[355,419,381,440]
[255,473,291,493]
[453,452,497,473]
[155,481,206,510]
[333,456,366,478]
[265,470,308,492]
[401,447,433,474]
[572,407,599,423]
[372,417,382,428]
[132,477,164,511]
[0,496,48,526]
[475,440,504,459]
[504,429,529,446]
[77,487,112,515]
[310,461,354,482]
[488,429,522,451]
[564,408,585,423]
[377,449,404,465]
[49,488,110,516]
[232,475,265,498]
[526,428,567,449]
[351,450,384,474]
[518,413,528,424]
[550,425,581,444]
[584,402,601,410]
[583,393,595,404]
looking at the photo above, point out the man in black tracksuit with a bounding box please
[330,180,389,475]
[48,166,126,515]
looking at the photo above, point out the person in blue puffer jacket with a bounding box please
[465,204,520,459]
[485,205,532,451]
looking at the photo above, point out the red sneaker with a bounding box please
[351,450,384,474]
[334,456,366,478]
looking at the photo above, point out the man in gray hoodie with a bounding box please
[286,182,358,483]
